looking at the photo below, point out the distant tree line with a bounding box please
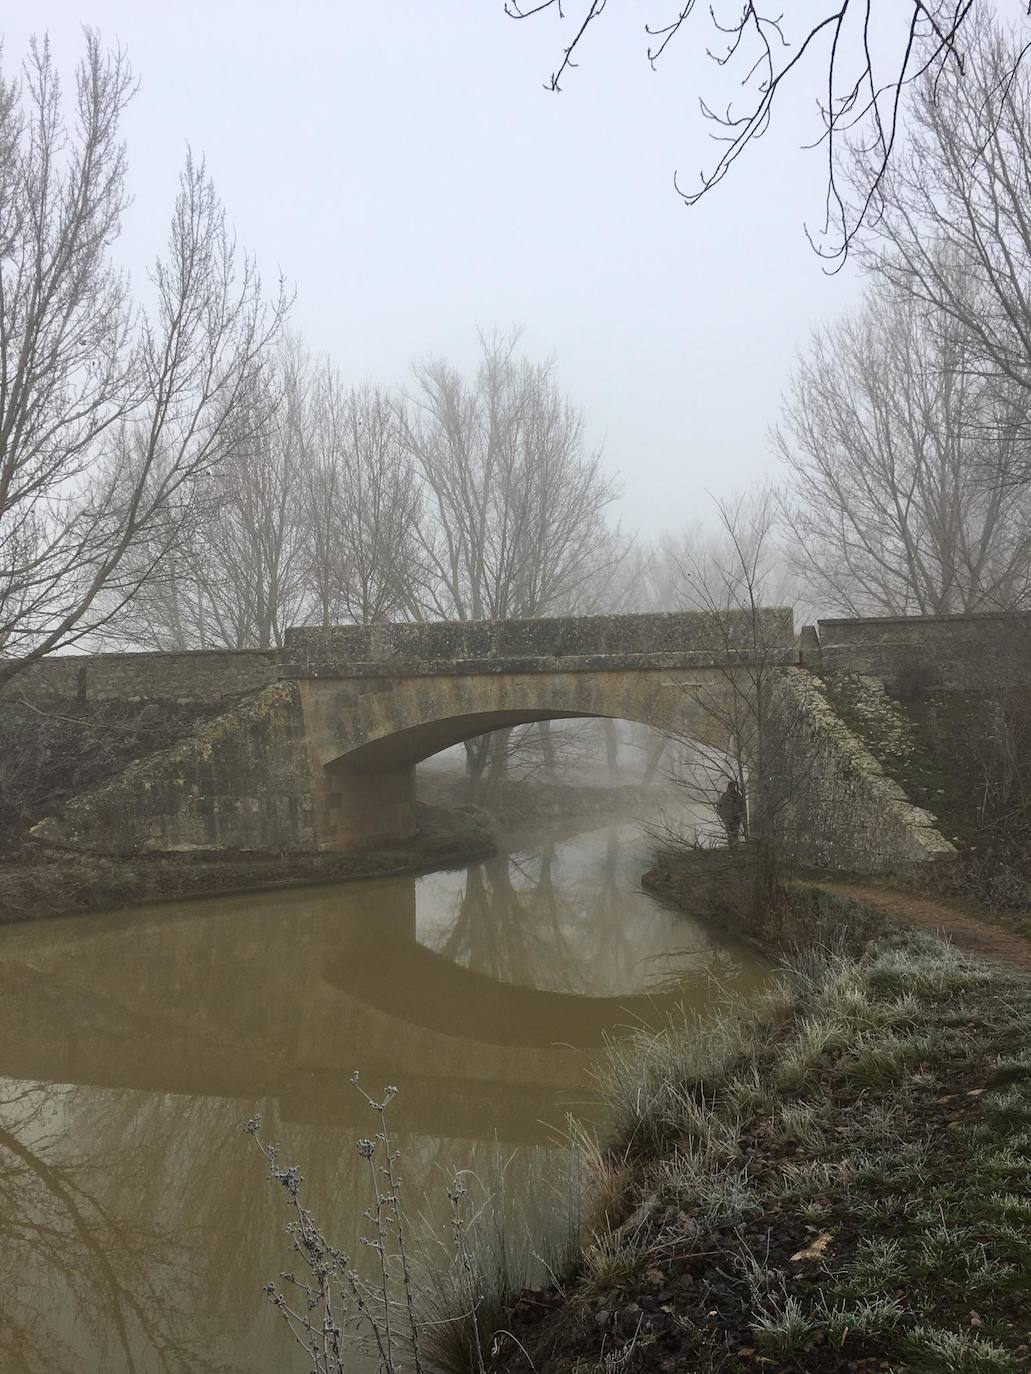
[118,329,627,653]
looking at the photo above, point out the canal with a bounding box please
[0,812,769,1373]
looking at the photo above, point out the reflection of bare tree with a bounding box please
[62,1089,288,1351]
[436,850,594,993]
[427,825,746,997]
[55,1084,577,1374]
[0,1083,234,1374]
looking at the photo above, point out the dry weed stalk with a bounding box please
[245,1075,511,1374]
[245,1075,429,1374]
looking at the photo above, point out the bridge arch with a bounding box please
[296,668,740,849]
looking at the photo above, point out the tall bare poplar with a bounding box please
[301,372,420,627]
[401,331,617,623]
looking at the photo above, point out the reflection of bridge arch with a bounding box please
[330,848,754,1048]
[0,955,582,1141]
[0,945,595,1142]
[0,853,769,1141]
[325,936,692,1048]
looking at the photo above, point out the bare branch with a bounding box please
[503,1,1022,260]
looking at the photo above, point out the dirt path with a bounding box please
[806,879,1031,973]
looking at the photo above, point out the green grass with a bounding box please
[490,925,1031,1373]
[901,1327,1021,1373]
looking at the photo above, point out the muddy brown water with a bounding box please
[0,817,771,1373]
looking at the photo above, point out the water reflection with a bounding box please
[418,825,743,995]
[0,819,770,1373]
[0,1081,232,1374]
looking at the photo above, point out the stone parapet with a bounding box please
[279,649,800,681]
[282,610,797,677]
[811,612,1031,691]
[1,648,278,704]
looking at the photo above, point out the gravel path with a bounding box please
[808,879,1031,973]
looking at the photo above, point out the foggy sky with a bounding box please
[10,2,862,534]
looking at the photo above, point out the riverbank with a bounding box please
[480,853,1031,1374]
[0,778,665,924]
[0,801,495,924]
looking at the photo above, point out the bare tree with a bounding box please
[502,2,1023,259]
[122,345,309,650]
[0,35,284,683]
[663,491,788,837]
[643,489,835,931]
[855,12,1031,433]
[402,331,618,622]
[400,330,619,784]
[0,1082,227,1374]
[125,357,419,648]
[301,372,421,627]
[776,284,1031,616]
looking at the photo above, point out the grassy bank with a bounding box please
[481,877,1031,1373]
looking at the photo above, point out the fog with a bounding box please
[8,1,862,535]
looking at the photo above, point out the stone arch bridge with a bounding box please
[285,613,781,850]
[29,611,962,873]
